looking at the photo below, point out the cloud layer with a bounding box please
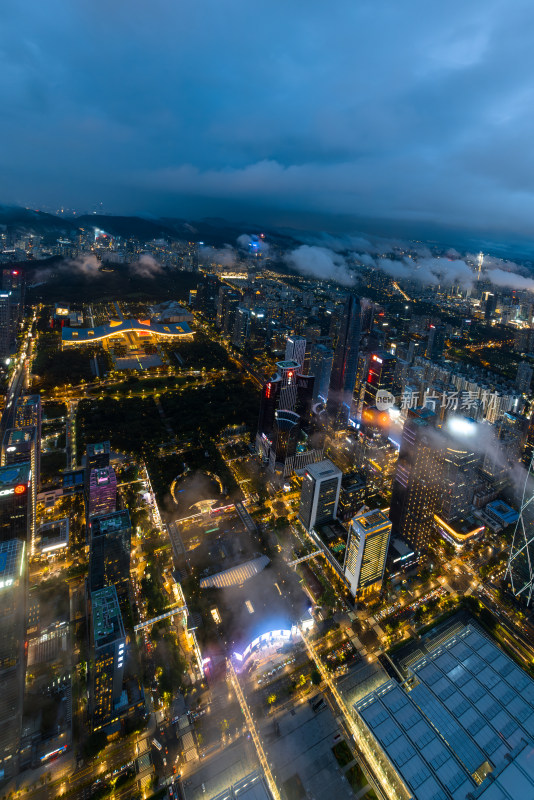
[2,1,534,240]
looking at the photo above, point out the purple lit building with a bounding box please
[87,467,117,521]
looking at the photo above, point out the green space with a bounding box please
[152,628,188,697]
[40,450,67,482]
[28,263,199,304]
[160,377,258,440]
[76,396,167,455]
[33,333,96,390]
[42,400,68,419]
[332,739,353,767]
[146,444,238,507]
[173,331,233,370]
[76,375,258,466]
[346,763,369,792]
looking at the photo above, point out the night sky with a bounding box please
[2,0,533,238]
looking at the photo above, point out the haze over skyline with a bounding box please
[2,0,534,244]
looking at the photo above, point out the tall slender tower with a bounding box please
[327,294,361,429]
[477,251,484,281]
[505,454,534,606]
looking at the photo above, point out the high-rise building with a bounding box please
[309,344,334,403]
[0,538,26,781]
[0,293,11,360]
[338,472,367,522]
[1,428,38,552]
[438,432,477,523]
[485,292,497,320]
[516,360,533,394]
[506,453,534,606]
[194,275,220,318]
[389,408,441,552]
[14,395,41,451]
[343,509,391,597]
[269,410,300,471]
[257,376,282,443]
[89,510,132,601]
[295,373,315,424]
[231,307,251,350]
[285,336,307,371]
[482,412,528,482]
[276,360,300,411]
[425,325,446,361]
[0,464,32,546]
[362,351,396,410]
[90,585,126,730]
[86,441,111,473]
[298,459,342,532]
[87,467,117,520]
[327,294,361,428]
[216,286,239,331]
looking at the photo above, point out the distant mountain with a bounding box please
[75,214,178,240]
[0,205,78,234]
[0,204,301,250]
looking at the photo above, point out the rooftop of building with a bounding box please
[314,519,348,568]
[89,466,116,486]
[62,318,192,343]
[92,586,125,647]
[16,395,40,408]
[485,500,518,521]
[341,471,366,490]
[471,740,534,799]
[352,508,391,532]
[91,510,131,537]
[86,441,110,457]
[0,538,24,587]
[37,518,69,552]
[355,623,534,800]
[276,359,300,370]
[0,462,31,487]
[304,459,342,480]
[4,426,36,445]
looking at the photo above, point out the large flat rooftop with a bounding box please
[355,624,534,800]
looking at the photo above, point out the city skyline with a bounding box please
[2,2,534,798]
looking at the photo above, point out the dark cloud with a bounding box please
[1,1,534,241]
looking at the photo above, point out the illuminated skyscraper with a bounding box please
[14,395,41,481]
[87,467,117,520]
[1,427,38,551]
[298,459,342,532]
[257,375,282,444]
[362,351,396,411]
[89,510,132,602]
[425,324,446,361]
[276,360,300,411]
[0,463,32,547]
[344,509,391,597]
[90,585,126,730]
[0,538,25,780]
[285,335,307,371]
[309,343,333,403]
[389,408,441,552]
[327,294,361,428]
[506,454,534,606]
[0,293,11,360]
[86,441,111,473]
[231,306,251,350]
[269,410,300,471]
